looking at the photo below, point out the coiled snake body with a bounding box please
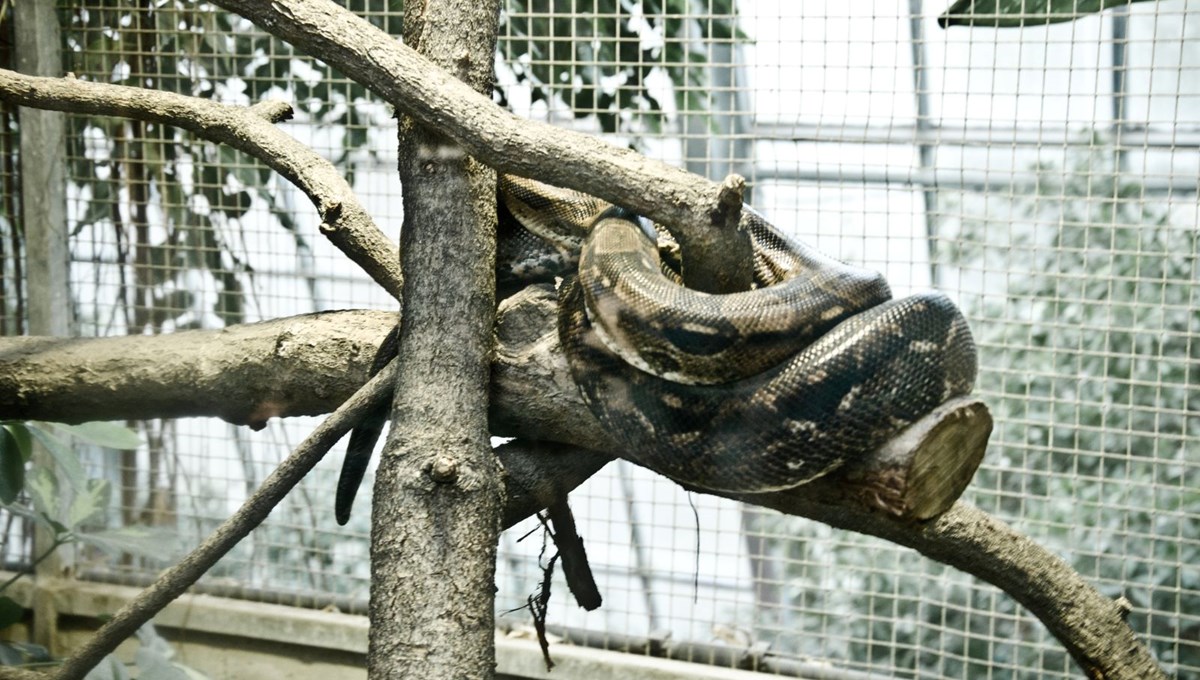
[335,175,978,522]
[502,175,978,493]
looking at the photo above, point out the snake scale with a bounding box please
[335,175,978,522]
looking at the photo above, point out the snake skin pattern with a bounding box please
[503,176,979,493]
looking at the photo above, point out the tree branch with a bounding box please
[208,0,753,293]
[0,68,402,300]
[0,310,396,428]
[498,441,614,530]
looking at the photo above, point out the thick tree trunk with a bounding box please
[366,1,504,677]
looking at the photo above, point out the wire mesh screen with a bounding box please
[39,2,401,606]
[1,1,1196,678]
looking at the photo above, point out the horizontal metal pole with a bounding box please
[751,122,1200,150]
[755,165,1199,194]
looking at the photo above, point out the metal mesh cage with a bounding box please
[0,1,1196,678]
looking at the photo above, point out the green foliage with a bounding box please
[955,144,1196,482]
[0,421,173,565]
[61,1,322,331]
[0,424,30,504]
[940,0,1159,28]
[500,0,746,135]
[0,421,197,677]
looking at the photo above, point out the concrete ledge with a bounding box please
[2,573,776,680]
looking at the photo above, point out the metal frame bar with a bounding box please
[750,122,1200,150]
[756,164,1198,195]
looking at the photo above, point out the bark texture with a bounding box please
[0,310,394,427]
[366,0,505,677]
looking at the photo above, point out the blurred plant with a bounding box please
[0,420,197,677]
[0,621,207,679]
[1,420,167,556]
[54,0,743,335]
[749,138,1199,678]
[946,138,1198,676]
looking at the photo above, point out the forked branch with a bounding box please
[0,68,402,300]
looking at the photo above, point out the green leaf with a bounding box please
[0,641,51,666]
[56,422,143,450]
[0,427,25,505]
[44,516,70,537]
[0,501,43,531]
[24,467,61,525]
[77,526,179,561]
[67,479,112,531]
[26,425,87,492]
[0,596,24,628]
[939,0,1158,28]
[2,423,34,462]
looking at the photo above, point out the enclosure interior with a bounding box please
[0,2,1197,679]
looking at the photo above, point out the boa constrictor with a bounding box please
[334,175,978,523]
[500,175,978,494]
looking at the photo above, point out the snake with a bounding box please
[502,175,979,494]
[335,175,978,522]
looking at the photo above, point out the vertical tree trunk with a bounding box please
[367,1,504,677]
[14,0,69,653]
